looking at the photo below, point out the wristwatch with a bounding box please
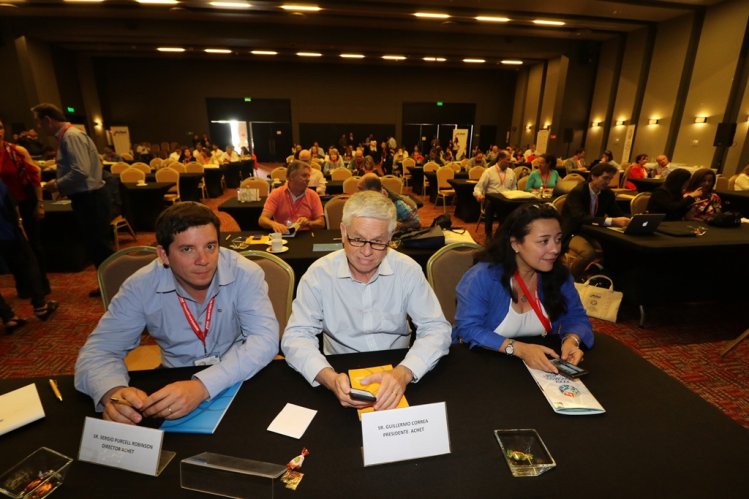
[505,339,515,356]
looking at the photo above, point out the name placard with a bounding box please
[78,417,175,476]
[361,402,450,466]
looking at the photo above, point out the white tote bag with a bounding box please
[574,275,623,323]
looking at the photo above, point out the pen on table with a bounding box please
[225,234,231,240]
[48,379,63,402]
[310,231,315,238]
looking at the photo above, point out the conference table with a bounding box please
[717,189,749,217]
[447,178,480,222]
[112,172,204,203]
[628,177,662,192]
[40,200,89,272]
[406,166,424,195]
[203,166,225,198]
[119,182,176,231]
[486,191,553,224]
[581,222,749,326]
[1,335,746,498]
[217,198,267,231]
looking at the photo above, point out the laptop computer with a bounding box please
[608,213,665,235]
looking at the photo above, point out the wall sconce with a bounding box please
[694,116,707,124]
[591,121,601,128]
[526,123,533,131]
[615,120,626,126]
[543,122,551,130]
[648,118,660,125]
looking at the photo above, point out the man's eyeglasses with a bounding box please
[346,236,390,251]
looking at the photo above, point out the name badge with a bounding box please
[78,417,175,476]
[194,356,220,366]
[361,402,451,466]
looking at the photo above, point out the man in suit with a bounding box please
[562,162,630,237]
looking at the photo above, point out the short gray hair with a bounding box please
[342,191,396,234]
[287,160,310,178]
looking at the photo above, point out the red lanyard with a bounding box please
[541,171,550,189]
[513,271,552,334]
[496,166,506,186]
[177,296,215,352]
[58,124,73,141]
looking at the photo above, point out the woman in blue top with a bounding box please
[524,154,560,192]
[454,203,592,372]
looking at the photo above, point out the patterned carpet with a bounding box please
[1,168,747,430]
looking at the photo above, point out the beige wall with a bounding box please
[585,38,620,159]
[725,80,749,175]
[509,70,528,146]
[540,58,560,132]
[519,63,544,147]
[672,0,749,168]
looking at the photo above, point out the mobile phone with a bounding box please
[550,358,588,379]
[251,235,263,240]
[349,388,377,403]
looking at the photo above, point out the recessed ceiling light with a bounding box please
[281,4,320,12]
[340,53,365,59]
[64,0,106,3]
[475,16,510,23]
[297,51,322,57]
[414,12,450,20]
[157,47,185,52]
[137,0,179,4]
[533,19,566,26]
[463,58,486,64]
[204,48,232,54]
[423,57,446,62]
[382,55,406,61]
[501,59,523,65]
[251,50,277,55]
[209,1,251,8]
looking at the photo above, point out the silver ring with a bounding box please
[168,406,173,414]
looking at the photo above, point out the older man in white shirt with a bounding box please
[473,151,517,238]
[281,191,451,412]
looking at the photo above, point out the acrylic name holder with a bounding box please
[360,402,450,466]
[78,417,175,476]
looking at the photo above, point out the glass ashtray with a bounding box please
[494,429,556,477]
[0,447,73,498]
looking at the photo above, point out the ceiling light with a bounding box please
[694,116,707,124]
[591,121,601,128]
[382,55,406,61]
[209,1,251,8]
[340,53,365,59]
[414,12,450,20]
[157,47,185,52]
[64,0,106,3]
[501,59,523,65]
[281,4,320,12]
[423,57,446,62]
[297,52,322,57]
[137,0,179,4]
[475,16,510,23]
[533,19,566,26]
[204,48,232,54]
[615,120,626,126]
[251,50,277,55]
[463,58,486,64]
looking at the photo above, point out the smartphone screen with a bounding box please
[551,359,588,378]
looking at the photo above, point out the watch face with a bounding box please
[506,343,514,356]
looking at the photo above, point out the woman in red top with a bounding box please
[624,153,648,190]
[0,119,50,295]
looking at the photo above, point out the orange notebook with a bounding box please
[348,365,409,420]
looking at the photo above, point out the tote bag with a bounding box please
[573,275,623,323]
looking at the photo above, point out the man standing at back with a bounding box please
[32,103,113,295]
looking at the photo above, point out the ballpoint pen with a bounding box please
[48,379,63,402]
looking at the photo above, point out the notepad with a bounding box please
[526,365,605,415]
[0,384,45,436]
[267,403,317,439]
[348,365,409,420]
[161,382,241,434]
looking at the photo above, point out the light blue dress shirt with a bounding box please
[75,247,279,410]
[55,125,105,196]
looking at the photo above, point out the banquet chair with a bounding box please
[120,167,145,183]
[324,195,350,229]
[331,167,352,181]
[563,236,603,281]
[448,162,462,173]
[150,157,162,170]
[381,175,403,194]
[342,176,360,194]
[728,174,738,190]
[514,166,530,179]
[216,211,241,232]
[607,170,621,188]
[97,246,160,370]
[517,176,529,191]
[715,175,728,191]
[630,192,651,215]
[271,166,287,182]
[121,153,134,161]
[111,162,130,174]
[149,143,159,157]
[554,178,584,195]
[551,194,567,212]
[401,157,415,188]
[131,162,151,174]
[110,215,136,251]
[423,161,440,196]
[184,162,206,197]
[155,167,180,204]
[563,173,586,182]
[240,177,269,197]
[160,142,170,158]
[460,158,471,170]
[241,250,295,336]
[426,242,482,324]
[435,167,455,213]
[171,162,187,173]
[468,166,485,180]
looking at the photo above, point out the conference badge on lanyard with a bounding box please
[177,295,219,366]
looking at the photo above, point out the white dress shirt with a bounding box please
[281,249,451,386]
[473,165,517,198]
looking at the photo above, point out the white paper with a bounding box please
[526,365,605,415]
[267,403,317,439]
[0,384,45,436]
[78,417,168,475]
[361,402,451,466]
